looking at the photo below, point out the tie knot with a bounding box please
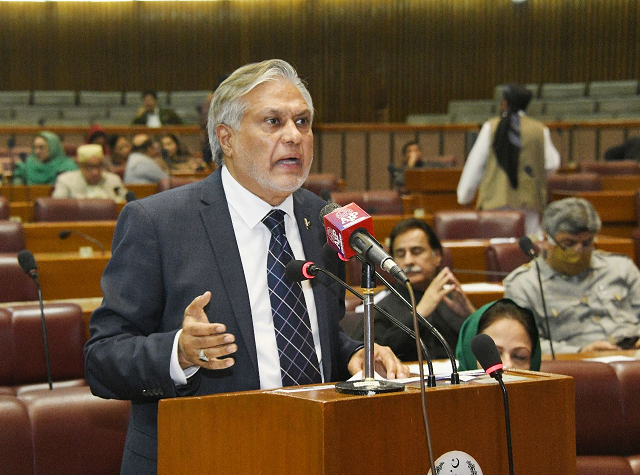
[262,209,287,236]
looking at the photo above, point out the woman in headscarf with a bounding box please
[457,84,561,235]
[456,298,541,371]
[12,131,77,185]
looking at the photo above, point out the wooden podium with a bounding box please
[158,371,576,474]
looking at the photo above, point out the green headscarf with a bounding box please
[456,298,542,371]
[12,131,77,185]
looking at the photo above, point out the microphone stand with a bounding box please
[374,270,460,384]
[298,262,436,383]
[498,377,515,475]
[533,259,556,359]
[335,261,404,395]
[35,277,53,390]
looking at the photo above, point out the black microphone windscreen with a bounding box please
[319,202,340,220]
[125,191,137,202]
[19,152,27,162]
[58,230,72,239]
[161,149,169,161]
[519,236,537,258]
[284,260,309,283]
[471,333,503,373]
[17,250,38,275]
[7,136,15,149]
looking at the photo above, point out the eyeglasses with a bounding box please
[550,235,596,251]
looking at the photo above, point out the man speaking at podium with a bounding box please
[84,59,407,475]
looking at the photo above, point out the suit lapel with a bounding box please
[199,170,259,374]
[294,191,333,383]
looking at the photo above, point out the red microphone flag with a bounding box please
[322,202,374,259]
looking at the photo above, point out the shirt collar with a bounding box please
[221,165,294,229]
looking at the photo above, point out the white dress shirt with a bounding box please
[171,166,323,388]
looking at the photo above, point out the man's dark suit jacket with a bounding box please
[84,169,361,474]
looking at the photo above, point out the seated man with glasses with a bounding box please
[353,218,475,361]
[52,144,129,202]
[505,197,640,354]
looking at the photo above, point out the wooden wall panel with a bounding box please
[0,0,639,122]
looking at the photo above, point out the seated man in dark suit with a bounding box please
[84,59,408,475]
[354,218,474,360]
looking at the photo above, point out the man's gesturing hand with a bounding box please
[178,291,237,370]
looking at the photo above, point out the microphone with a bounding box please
[58,230,106,255]
[518,235,537,259]
[322,243,460,384]
[322,202,408,284]
[285,259,437,386]
[471,334,514,475]
[17,250,53,390]
[518,236,555,359]
[471,333,503,378]
[125,190,137,202]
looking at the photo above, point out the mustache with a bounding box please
[402,265,423,274]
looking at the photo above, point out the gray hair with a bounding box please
[542,197,602,237]
[207,59,314,166]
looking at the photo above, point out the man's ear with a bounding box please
[433,250,443,267]
[216,124,233,158]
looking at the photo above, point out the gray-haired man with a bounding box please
[504,197,640,354]
[85,59,407,475]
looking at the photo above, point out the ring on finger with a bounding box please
[198,349,209,362]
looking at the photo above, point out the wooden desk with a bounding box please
[158,371,576,474]
[542,350,640,361]
[601,175,640,191]
[33,252,109,301]
[0,184,52,201]
[404,168,463,193]
[24,221,116,253]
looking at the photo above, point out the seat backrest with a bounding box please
[0,221,25,252]
[34,198,118,222]
[0,396,34,475]
[0,309,13,385]
[331,190,403,215]
[484,242,533,282]
[0,196,9,220]
[7,303,85,385]
[434,210,525,240]
[0,255,39,303]
[547,172,602,195]
[20,386,130,475]
[540,360,630,456]
[302,173,341,196]
[580,160,640,175]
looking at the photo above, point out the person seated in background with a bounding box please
[123,133,167,184]
[159,133,206,173]
[12,131,77,185]
[604,136,640,162]
[388,140,427,191]
[132,90,182,127]
[86,125,110,155]
[456,298,541,371]
[52,144,128,202]
[353,218,475,360]
[105,134,131,177]
[457,84,560,235]
[504,197,640,354]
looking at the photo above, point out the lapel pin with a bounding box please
[304,218,312,230]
